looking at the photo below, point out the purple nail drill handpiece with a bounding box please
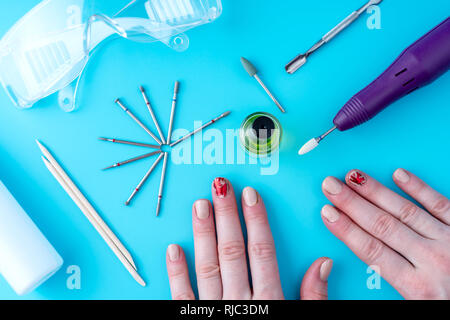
[334,17,450,131]
[299,17,450,155]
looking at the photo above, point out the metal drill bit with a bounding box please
[125,152,164,206]
[114,98,162,145]
[103,150,162,170]
[241,57,285,113]
[139,86,166,144]
[170,111,231,147]
[99,137,160,149]
[166,81,180,144]
[156,152,169,217]
[285,0,383,74]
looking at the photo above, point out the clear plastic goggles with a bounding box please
[0,0,222,112]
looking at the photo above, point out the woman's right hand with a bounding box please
[322,168,450,299]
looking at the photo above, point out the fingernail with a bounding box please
[348,170,367,186]
[394,168,410,183]
[243,187,258,207]
[320,259,333,281]
[321,205,340,223]
[168,244,180,262]
[213,177,228,198]
[323,177,342,195]
[195,200,210,219]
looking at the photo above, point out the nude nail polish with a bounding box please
[394,168,410,183]
[323,177,342,195]
[320,259,333,281]
[213,177,228,198]
[243,187,258,207]
[168,244,180,262]
[195,200,210,219]
[321,205,340,223]
[348,170,367,186]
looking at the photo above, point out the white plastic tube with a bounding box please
[0,180,63,295]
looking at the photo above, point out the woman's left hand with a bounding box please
[166,177,332,300]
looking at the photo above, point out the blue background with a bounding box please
[0,0,449,300]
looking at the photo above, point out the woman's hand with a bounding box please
[166,177,333,300]
[322,169,450,299]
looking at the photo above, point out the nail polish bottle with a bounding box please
[239,112,282,157]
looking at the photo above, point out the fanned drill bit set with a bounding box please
[100,82,230,216]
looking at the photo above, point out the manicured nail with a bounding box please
[323,177,342,195]
[321,205,340,223]
[168,244,180,262]
[348,170,367,186]
[195,200,210,219]
[394,168,410,183]
[320,259,333,281]
[213,177,228,198]
[243,187,258,207]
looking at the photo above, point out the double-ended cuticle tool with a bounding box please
[299,18,450,155]
[286,0,383,74]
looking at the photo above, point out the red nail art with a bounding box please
[213,178,228,198]
[349,170,367,186]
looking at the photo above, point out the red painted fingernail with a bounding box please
[213,177,228,198]
[348,170,367,186]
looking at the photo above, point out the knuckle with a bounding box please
[248,241,276,263]
[245,210,268,225]
[302,288,328,300]
[193,221,215,236]
[362,238,384,263]
[430,197,450,217]
[399,203,419,226]
[168,268,187,279]
[196,263,221,280]
[173,292,195,300]
[339,216,355,237]
[372,214,396,239]
[214,203,237,217]
[219,241,246,262]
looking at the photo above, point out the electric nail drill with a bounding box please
[299,17,450,155]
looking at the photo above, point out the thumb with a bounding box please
[300,257,333,300]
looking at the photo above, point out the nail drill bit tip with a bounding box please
[298,126,337,155]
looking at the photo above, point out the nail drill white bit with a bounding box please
[298,126,337,155]
[139,86,166,144]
